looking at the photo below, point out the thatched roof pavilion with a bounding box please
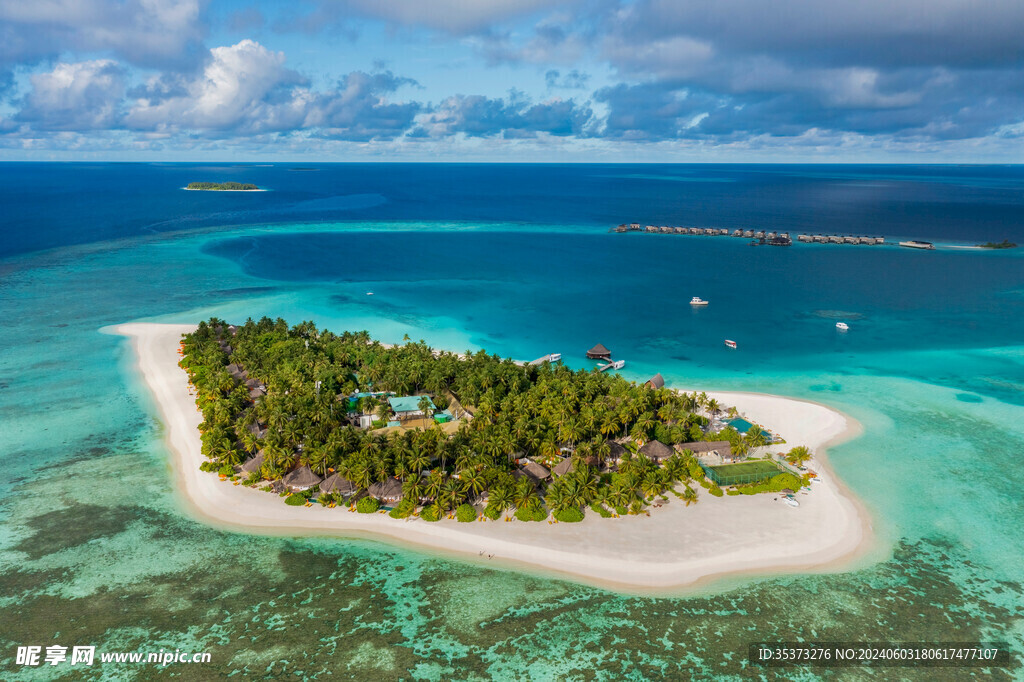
[282,465,322,491]
[522,461,551,481]
[646,373,665,390]
[586,343,612,360]
[368,478,403,502]
[240,450,264,475]
[552,458,575,477]
[676,441,733,458]
[319,473,356,496]
[638,440,674,462]
[606,441,627,460]
[247,421,267,439]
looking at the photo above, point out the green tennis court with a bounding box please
[703,460,782,486]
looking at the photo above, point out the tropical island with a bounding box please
[111,320,869,589]
[185,181,261,191]
[977,239,1017,249]
[178,317,813,523]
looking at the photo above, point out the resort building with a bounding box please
[638,440,674,463]
[240,450,264,476]
[319,473,356,497]
[282,465,322,492]
[586,343,613,360]
[368,479,403,503]
[646,373,665,390]
[387,395,436,421]
[677,441,733,462]
[552,458,575,477]
[520,460,551,482]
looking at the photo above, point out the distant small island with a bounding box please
[978,240,1017,249]
[186,181,261,191]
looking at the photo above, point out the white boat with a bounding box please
[783,497,800,508]
[549,353,562,362]
[366,291,374,296]
[597,359,626,372]
[690,297,709,306]
[724,339,737,349]
[898,240,935,250]
[836,322,849,331]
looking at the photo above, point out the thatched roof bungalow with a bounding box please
[552,458,575,477]
[521,461,551,482]
[240,450,265,475]
[368,478,403,502]
[638,440,674,462]
[606,441,627,461]
[282,465,322,492]
[676,441,733,458]
[585,343,612,360]
[645,373,665,390]
[319,473,357,496]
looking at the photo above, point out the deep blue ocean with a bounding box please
[1,163,1022,679]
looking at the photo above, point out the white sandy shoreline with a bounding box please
[108,322,874,592]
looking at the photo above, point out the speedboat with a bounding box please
[611,359,625,369]
[690,297,709,306]
[836,322,849,331]
[366,291,374,296]
[724,339,737,349]
[783,497,800,508]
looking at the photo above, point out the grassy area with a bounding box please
[706,460,782,486]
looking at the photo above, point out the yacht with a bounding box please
[898,240,935,250]
[836,322,849,331]
[724,339,737,349]
[690,297,709,306]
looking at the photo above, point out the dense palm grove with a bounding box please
[180,317,755,521]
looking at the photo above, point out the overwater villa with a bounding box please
[586,343,613,360]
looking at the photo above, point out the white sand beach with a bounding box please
[112,322,873,592]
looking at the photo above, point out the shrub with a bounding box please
[483,504,502,520]
[420,505,441,522]
[726,489,740,496]
[590,503,612,518]
[285,495,306,506]
[708,484,724,497]
[244,472,261,486]
[199,461,217,473]
[356,497,380,514]
[319,493,335,506]
[554,507,585,523]
[389,500,415,519]
[515,506,547,522]
[217,463,235,477]
[615,505,628,516]
[456,504,477,523]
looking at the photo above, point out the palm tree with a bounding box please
[681,486,698,506]
[786,445,812,466]
[461,467,487,503]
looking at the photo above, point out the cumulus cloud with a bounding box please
[122,40,419,139]
[0,0,207,69]
[17,60,126,130]
[415,92,592,138]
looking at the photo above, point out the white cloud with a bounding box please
[0,0,207,68]
[17,60,125,130]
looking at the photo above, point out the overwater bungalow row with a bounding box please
[796,234,885,245]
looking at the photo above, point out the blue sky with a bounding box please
[1,0,1023,161]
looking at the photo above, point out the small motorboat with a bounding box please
[724,339,737,349]
[836,322,849,331]
[366,291,374,296]
[690,297,709,306]
[783,497,800,508]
